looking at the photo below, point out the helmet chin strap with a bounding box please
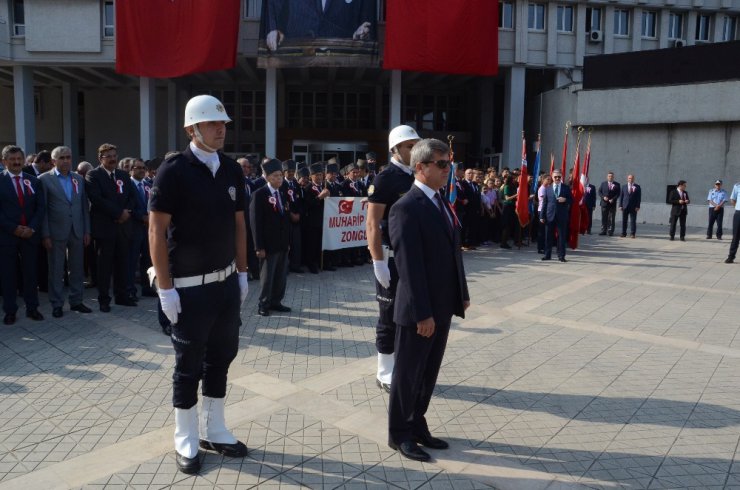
[392,147,410,167]
[193,124,217,153]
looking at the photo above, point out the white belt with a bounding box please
[173,262,236,288]
[382,245,394,259]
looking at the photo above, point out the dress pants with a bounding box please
[48,234,84,308]
[127,224,150,296]
[727,210,740,259]
[288,222,302,269]
[171,273,240,408]
[544,219,567,259]
[375,256,399,355]
[669,213,687,239]
[258,250,288,308]
[0,238,39,314]
[622,209,637,236]
[601,203,617,234]
[388,319,451,444]
[95,226,130,304]
[707,207,724,239]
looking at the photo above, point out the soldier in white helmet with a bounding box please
[365,125,420,392]
[149,95,250,474]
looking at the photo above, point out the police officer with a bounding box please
[149,95,249,474]
[707,179,726,240]
[366,125,420,392]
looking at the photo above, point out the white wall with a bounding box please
[25,0,101,53]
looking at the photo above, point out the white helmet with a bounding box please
[388,125,420,151]
[183,95,232,128]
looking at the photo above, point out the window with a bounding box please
[641,11,657,38]
[668,12,683,39]
[586,7,602,32]
[528,3,545,31]
[722,16,737,41]
[614,9,629,36]
[695,14,710,41]
[242,0,262,19]
[103,1,114,38]
[288,90,372,130]
[12,0,25,37]
[556,5,573,33]
[499,1,514,29]
[403,93,463,132]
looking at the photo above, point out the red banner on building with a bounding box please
[383,0,499,76]
[115,0,240,78]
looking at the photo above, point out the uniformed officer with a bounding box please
[302,163,331,273]
[707,179,726,240]
[149,95,249,474]
[366,125,420,392]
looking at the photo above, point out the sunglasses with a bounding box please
[422,159,451,169]
[553,175,562,179]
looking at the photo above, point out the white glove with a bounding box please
[238,272,249,304]
[158,288,181,325]
[373,259,391,289]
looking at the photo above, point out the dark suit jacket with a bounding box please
[584,184,597,209]
[250,185,291,253]
[302,183,324,228]
[264,0,376,40]
[22,164,41,178]
[85,166,141,240]
[540,183,572,224]
[620,183,642,211]
[598,181,621,207]
[669,189,690,217]
[0,170,45,245]
[389,185,469,327]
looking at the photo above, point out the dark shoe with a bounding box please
[175,452,201,474]
[3,313,15,325]
[389,440,431,462]
[115,298,137,307]
[270,304,291,312]
[541,257,551,261]
[84,281,96,289]
[630,234,635,238]
[376,378,391,393]
[620,234,627,238]
[323,265,337,272]
[707,236,712,239]
[680,237,685,241]
[725,258,734,264]
[308,265,319,274]
[718,236,723,240]
[558,258,567,263]
[608,232,613,236]
[414,434,449,450]
[141,288,158,298]
[500,244,511,249]
[26,310,44,321]
[289,267,304,274]
[598,232,606,236]
[161,323,173,336]
[70,303,93,313]
[199,439,248,458]
[258,306,270,316]
[52,307,63,318]
[99,303,111,313]
[669,237,675,241]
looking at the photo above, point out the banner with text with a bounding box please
[322,197,368,251]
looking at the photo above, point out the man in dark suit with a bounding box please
[22,149,52,177]
[669,180,690,241]
[127,158,156,300]
[540,170,572,262]
[39,146,92,318]
[250,159,292,317]
[598,171,620,236]
[619,174,641,238]
[22,150,52,292]
[387,138,470,463]
[584,181,597,234]
[238,157,260,280]
[85,143,142,312]
[0,145,46,324]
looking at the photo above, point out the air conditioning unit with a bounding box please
[589,30,603,43]
[674,39,686,47]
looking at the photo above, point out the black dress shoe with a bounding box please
[558,257,567,263]
[389,440,431,462]
[270,304,291,312]
[669,237,675,241]
[630,234,635,238]
[258,306,270,316]
[308,265,319,274]
[115,298,137,307]
[175,452,201,474]
[99,303,111,313]
[84,281,96,289]
[414,434,449,450]
[620,234,627,238]
[289,267,304,273]
[680,237,685,241]
[500,244,511,249]
[3,313,15,325]
[161,323,173,336]
[376,378,391,393]
[199,439,248,458]
[726,257,734,264]
[52,307,63,318]
[541,257,551,261]
[598,232,607,236]
[26,310,44,321]
[70,303,93,313]
[323,265,337,272]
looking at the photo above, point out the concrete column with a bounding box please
[686,11,697,45]
[575,3,587,67]
[389,70,401,129]
[265,67,277,158]
[502,66,525,168]
[478,78,495,154]
[603,6,615,54]
[61,82,79,163]
[546,3,558,66]
[13,66,35,154]
[631,7,642,51]
[514,0,527,64]
[139,77,156,160]
[659,10,670,49]
[167,81,178,153]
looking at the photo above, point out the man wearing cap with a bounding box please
[302,163,331,273]
[707,180,726,240]
[341,162,366,266]
[251,159,292,316]
[366,125,420,392]
[238,157,260,280]
[149,95,250,474]
[365,152,378,185]
[280,159,303,273]
[619,174,641,238]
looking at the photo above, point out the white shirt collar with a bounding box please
[414,179,438,201]
[189,142,220,176]
[131,177,143,185]
[267,182,280,194]
[391,157,412,175]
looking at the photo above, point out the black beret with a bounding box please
[282,159,296,171]
[326,162,339,174]
[310,162,325,175]
[366,152,377,160]
[261,158,282,175]
[296,167,309,178]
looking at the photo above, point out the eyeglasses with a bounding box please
[422,159,451,169]
[553,175,562,179]
[100,154,117,159]
[131,166,146,170]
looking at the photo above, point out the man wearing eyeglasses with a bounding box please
[540,170,572,262]
[128,158,157,301]
[387,138,470,462]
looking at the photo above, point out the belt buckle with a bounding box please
[217,269,225,282]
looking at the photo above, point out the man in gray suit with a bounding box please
[39,146,93,318]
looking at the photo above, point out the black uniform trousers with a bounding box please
[375,255,399,355]
[127,224,150,296]
[622,209,637,236]
[95,227,130,304]
[0,239,39,314]
[303,225,322,269]
[708,207,724,239]
[669,213,687,239]
[388,319,451,444]
[171,273,240,408]
[259,250,288,308]
[728,211,740,259]
[601,203,617,234]
[288,222,302,270]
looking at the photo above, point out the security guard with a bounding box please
[366,125,420,392]
[707,179,726,240]
[149,95,249,474]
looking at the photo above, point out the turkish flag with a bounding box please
[115,0,240,78]
[383,0,498,76]
[338,200,354,214]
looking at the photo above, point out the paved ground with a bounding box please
[1,222,740,489]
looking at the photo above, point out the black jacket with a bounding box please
[250,184,291,254]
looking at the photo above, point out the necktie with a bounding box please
[274,191,283,214]
[629,185,632,194]
[555,184,560,197]
[435,193,453,234]
[137,182,146,204]
[14,176,27,225]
